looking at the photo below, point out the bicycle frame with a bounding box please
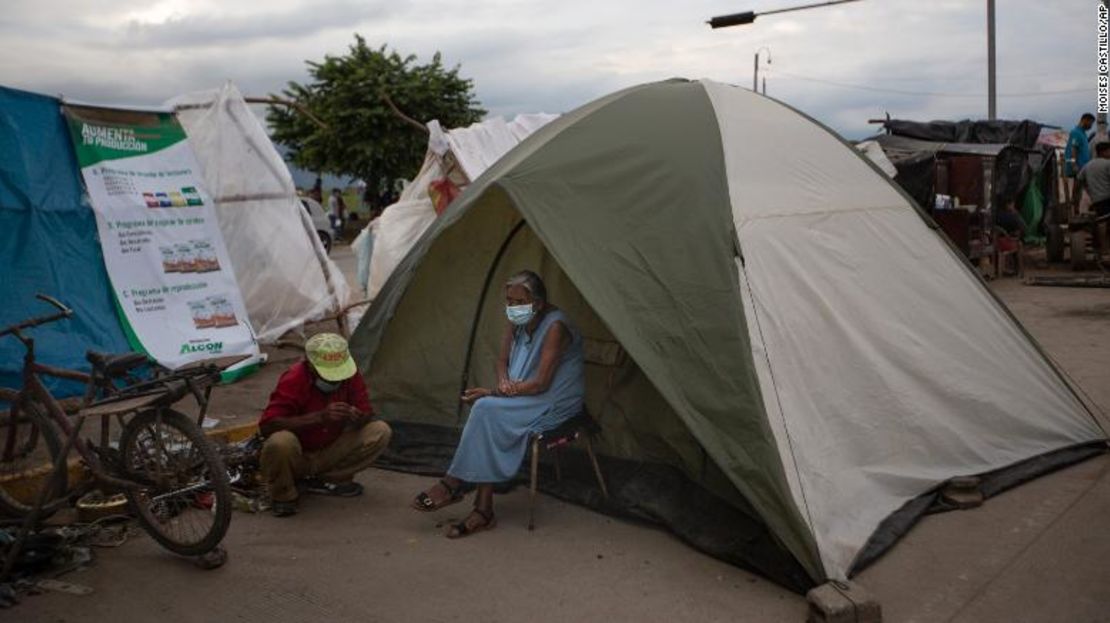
[2,295,241,579]
[0,365,88,464]
[4,334,238,489]
[1,305,181,500]
[0,336,150,579]
[20,364,139,494]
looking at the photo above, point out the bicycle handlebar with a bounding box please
[0,293,74,338]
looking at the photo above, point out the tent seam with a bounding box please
[750,88,1106,436]
[739,259,820,541]
[734,203,907,225]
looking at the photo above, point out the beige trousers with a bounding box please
[260,420,392,503]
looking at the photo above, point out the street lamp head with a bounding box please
[708,11,757,28]
[708,1,864,29]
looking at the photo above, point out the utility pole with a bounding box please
[987,0,996,120]
[754,47,771,94]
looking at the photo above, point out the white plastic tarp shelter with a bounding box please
[358,113,556,300]
[167,83,350,342]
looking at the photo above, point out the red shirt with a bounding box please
[259,361,373,452]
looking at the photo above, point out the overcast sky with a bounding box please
[0,0,1096,139]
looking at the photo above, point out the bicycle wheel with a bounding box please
[0,399,70,518]
[119,408,231,556]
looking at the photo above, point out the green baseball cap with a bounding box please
[305,333,357,382]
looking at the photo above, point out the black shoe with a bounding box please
[303,479,363,497]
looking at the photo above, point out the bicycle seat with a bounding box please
[86,350,150,376]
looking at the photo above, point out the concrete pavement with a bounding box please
[12,246,1110,622]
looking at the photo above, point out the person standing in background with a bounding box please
[1066,114,1095,177]
[1064,114,1096,210]
[308,177,323,203]
[328,188,347,242]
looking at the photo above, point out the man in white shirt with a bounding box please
[1076,142,1110,218]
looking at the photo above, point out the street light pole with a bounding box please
[987,0,996,120]
[711,0,856,96]
[754,47,771,94]
[753,52,759,92]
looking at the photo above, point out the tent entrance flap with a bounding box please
[360,198,817,591]
[456,218,526,424]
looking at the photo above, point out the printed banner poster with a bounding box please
[62,104,259,369]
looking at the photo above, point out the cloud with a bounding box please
[116,0,394,49]
[0,0,1097,139]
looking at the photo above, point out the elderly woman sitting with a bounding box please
[411,270,585,537]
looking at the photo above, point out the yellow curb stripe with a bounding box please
[0,422,259,506]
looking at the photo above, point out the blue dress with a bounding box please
[448,309,585,483]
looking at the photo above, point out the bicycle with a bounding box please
[1,294,243,575]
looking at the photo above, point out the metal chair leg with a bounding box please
[584,436,609,499]
[528,436,540,531]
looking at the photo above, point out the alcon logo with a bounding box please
[179,341,224,355]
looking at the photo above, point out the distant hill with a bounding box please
[274,144,357,192]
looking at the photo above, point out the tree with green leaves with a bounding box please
[268,35,486,195]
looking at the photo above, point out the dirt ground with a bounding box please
[14,246,1110,623]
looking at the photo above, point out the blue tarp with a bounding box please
[0,85,131,398]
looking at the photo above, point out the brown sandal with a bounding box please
[411,479,464,512]
[446,508,496,539]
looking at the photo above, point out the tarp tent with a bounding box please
[360,113,556,300]
[167,83,350,342]
[882,118,1043,148]
[2,80,348,399]
[867,133,1058,216]
[863,122,1060,245]
[0,86,132,397]
[351,79,1108,590]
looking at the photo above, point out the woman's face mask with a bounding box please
[314,377,341,394]
[505,303,534,326]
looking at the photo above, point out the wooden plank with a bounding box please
[1025,275,1110,288]
[78,392,163,417]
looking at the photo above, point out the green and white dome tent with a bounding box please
[350,78,1106,589]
